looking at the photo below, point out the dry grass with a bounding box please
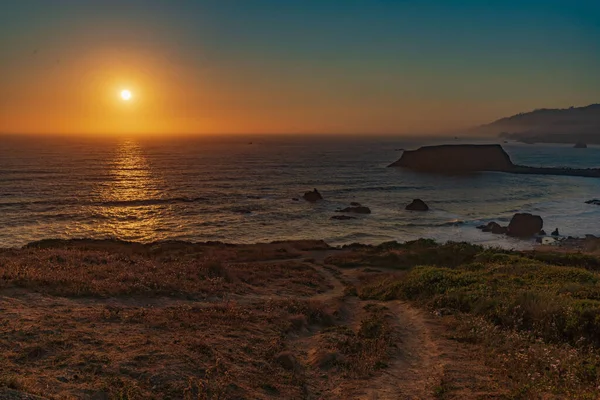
[0,248,328,299]
[0,240,377,400]
[0,294,340,399]
[318,304,395,378]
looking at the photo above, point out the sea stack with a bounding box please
[388,144,514,172]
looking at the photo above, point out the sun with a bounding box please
[120,89,132,101]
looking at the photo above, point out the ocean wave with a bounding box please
[403,220,465,227]
[334,185,427,193]
[0,196,208,209]
[98,197,208,207]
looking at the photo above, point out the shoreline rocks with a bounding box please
[330,215,357,220]
[405,199,429,211]
[507,213,543,237]
[478,213,545,238]
[477,221,508,234]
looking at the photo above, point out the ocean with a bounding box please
[1,135,599,249]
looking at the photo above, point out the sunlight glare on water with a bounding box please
[1,135,599,249]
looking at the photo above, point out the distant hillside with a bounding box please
[476,104,600,144]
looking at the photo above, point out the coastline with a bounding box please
[8,234,600,255]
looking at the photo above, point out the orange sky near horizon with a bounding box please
[2,1,598,137]
[0,47,548,137]
[0,48,496,136]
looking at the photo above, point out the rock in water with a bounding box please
[492,225,508,234]
[574,141,587,148]
[330,215,357,220]
[336,206,371,214]
[551,228,560,236]
[405,199,429,211]
[585,199,600,206]
[479,221,507,234]
[507,213,544,237]
[303,188,323,202]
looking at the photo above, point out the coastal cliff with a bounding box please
[388,144,513,171]
[475,104,600,144]
[389,144,600,178]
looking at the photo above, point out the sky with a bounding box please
[1,0,599,136]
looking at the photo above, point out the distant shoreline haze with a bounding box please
[474,104,600,144]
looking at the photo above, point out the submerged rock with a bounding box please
[585,199,600,205]
[330,215,357,220]
[336,206,371,214]
[574,141,588,148]
[303,188,323,202]
[405,199,429,211]
[507,213,544,237]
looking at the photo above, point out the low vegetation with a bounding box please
[352,240,600,398]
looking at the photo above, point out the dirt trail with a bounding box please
[291,256,508,400]
[347,301,445,400]
[232,250,508,399]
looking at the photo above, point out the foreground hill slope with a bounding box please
[1,239,600,399]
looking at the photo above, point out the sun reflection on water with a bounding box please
[94,139,165,242]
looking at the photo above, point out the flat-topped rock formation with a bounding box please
[389,144,600,178]
[389,144,513,172]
